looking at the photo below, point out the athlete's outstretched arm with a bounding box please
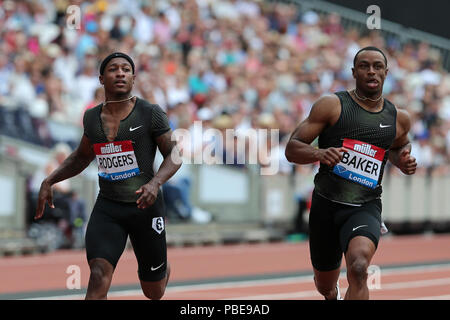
[285,95,346,166]
[35,135,95,219]
[136,131,182,209]
[388,109,417,175]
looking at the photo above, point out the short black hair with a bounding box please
[353,46,387,67]
[99,52,135,75]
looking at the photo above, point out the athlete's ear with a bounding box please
[99,75,104,85]
[351,67,356,79]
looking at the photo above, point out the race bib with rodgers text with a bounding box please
[93,140,140,181]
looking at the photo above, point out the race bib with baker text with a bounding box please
[93,140,140,181]
[332,138,386,189]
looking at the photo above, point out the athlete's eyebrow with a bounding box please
[356,59,386,67]
[107,62,132,68]
[357,59,377,64]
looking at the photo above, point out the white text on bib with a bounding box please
[333,138,385,189]
[94,140,140,181]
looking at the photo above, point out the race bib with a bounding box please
[93,140,140,181]
[333,138,385,189]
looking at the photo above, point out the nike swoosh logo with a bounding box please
[379,124,391,128]
[352,225,368,232]
[129,125,143,132]
[151,262,165,271]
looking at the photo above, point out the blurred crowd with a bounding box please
[0,0,449,175]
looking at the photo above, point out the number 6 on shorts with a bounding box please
[152,217,165,234]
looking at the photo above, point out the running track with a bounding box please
[1,234,450,300]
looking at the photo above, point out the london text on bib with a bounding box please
[93,140,140,181]
[332,138,386,189]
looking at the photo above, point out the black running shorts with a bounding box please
[85,190,167,282]
[309,191,382,272]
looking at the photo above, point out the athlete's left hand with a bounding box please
[398,149,417,175]
[135,181,159,209]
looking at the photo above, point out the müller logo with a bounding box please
[354,143,377,157]
[100,143,122,154]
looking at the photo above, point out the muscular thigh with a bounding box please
[127,190,167,282]
[337,199,382,253]
[85,197,129,268]
[309,192,343,271]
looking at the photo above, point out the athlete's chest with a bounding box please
[95,109,148,182]
[100,113,121,142]
[100,110,148,142]
[336,107,396,148]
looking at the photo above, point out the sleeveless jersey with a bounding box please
[83,97,170,203]
[314,91,397,204]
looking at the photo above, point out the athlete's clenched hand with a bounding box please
[136,181,159,209]
[397,149,417,175]
[316,147,348,167]
[35,180,54,220]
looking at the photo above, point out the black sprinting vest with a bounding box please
[314,91,397,204]
[83,97,170,203]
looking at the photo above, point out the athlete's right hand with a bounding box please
[317,147,347,167]
[35,180,54,220]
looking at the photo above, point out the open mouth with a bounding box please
[367,79,379,88]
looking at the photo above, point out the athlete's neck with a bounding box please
[354,88,382,101]
[352,88,383,109]
[104,91,133,103]
[103,93,136,114]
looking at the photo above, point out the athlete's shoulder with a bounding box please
[396,107,411,129]
[136,97,164,111]
[310,94,341,115]
[135,98,169,132]
[332,90,349,100]
[83,103,102,125]
[84,103,102,115]
[315,93,341,106]
[306,94,341,125]
[383,97,398,113]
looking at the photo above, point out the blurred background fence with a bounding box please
[1,131,450,253]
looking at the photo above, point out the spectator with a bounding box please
[166,72,190,108]
[75,20,98,60]
[73,55,99,109]
[53,46,79,93]
[81,86,105,124]
[7,54,35,110]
